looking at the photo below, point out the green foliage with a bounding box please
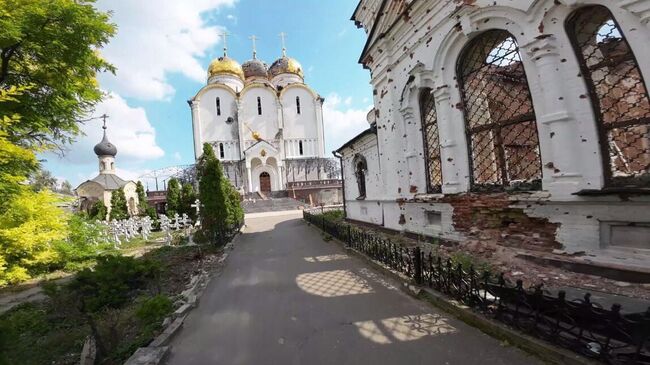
[180,183,197,220]
[109,188,128,221]
[89,199,107,221]
[0,86,39,212]
[136,181,149,216]
[54,214,114,271]
[320,210,344,222]
[59,180,73,195]
[67,255,161,313]
[28,168,57,192]
[450,251,493,273]
[0,0,116,149]
[135,295,172,325]
[0,302,88,365]
[166,178,181,217]
[197,144,229,242]
[0,189,68,286]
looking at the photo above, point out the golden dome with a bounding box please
[268,56,304,79]
[208,56,244,80]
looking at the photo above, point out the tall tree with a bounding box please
[59,180,73,195]
[108,188,127,221]
[197,144,228,242]
[135,181,148,215]
[166,178,181,217]
[89,200,107,221]
[29,168,57,192]
[0,0,116,149]
[0,87,38,211]
[180,183,197,220]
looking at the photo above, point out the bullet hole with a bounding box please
[398,214,406,225]
[579,94,587,99]
[560,58,567,62]
[558,97,564,100]
[550,132,555,138]
[545,162,555,169]
[586,215,593,219]
[410,185,418,193]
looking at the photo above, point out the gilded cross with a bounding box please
[101,114,109,130]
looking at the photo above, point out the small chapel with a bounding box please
[75,119,140,218]
[188,34,337,197]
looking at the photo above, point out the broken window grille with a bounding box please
[457,30,542,192]
[419,88,443,193]
[567,5,650,188]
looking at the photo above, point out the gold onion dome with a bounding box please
[208,56,244,80]
[268,56,304,79]
[242,58,269,80]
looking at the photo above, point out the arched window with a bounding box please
[298,140,304,155]
[296,96,301,114]
[219,143,225,159]
[419,88,442,193]
[110,162,114,170]
[353,154,367,199]
[216,97,221,116]
[457,30,542,192]
[567,6,650,188]
[257,96,262,115]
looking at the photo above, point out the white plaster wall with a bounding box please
[281,87,318,140]
[198,88,239,142]
[342,0,650,257]
[240,86,280,143]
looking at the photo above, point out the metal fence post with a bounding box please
[413,246,422,285]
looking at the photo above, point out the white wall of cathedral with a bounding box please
[198,87,240,145]
[342,0,650,261]
[240,86,280,143]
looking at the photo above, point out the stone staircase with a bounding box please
[242,197,309,214]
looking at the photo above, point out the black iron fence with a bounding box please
[303,211,650,365]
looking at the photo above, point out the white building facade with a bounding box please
[341,0,650,269]
[189,44,331,195]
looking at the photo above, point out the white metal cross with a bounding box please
[279,32,287,57]
[249,35,259,58]
[220,32,230,56]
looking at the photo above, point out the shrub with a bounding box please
[54,214,115,271]
[135,295,172,325]
[67,255,161,313]
[320,210,344,222]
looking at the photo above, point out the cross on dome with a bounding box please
[220,32,230,57]
[279,32,287,57]
[249,35,259,59]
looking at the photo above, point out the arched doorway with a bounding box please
[259,172,271,193]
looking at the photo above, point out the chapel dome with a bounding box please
[242,58,269,80]
[93,127,117,157]
[268,56,304,79]
[208,56,244,80]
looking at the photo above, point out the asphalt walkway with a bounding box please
[165,212,540,365]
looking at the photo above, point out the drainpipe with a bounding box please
[332,150,347,219]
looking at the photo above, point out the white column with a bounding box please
[522,35,583,192]
[189,100,202,160]
[315,98,325,158]
[434,86,468,194]
[247,167,253,193]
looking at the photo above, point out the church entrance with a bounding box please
[259,172,271,192]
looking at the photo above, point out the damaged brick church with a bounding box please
[337,0,650,274]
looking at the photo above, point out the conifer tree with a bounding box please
[180,183,197,220]
[166,178,181,217]
[197,143,228,242]
[135,181,149,216]
[89,200,107,221]
[108,188,128,221]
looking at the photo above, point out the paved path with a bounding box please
[166,212,540,365]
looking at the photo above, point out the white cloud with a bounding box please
[60,92,164,165]
[96,0,236,100]
[323,93,372,153]
[226,14,238,24]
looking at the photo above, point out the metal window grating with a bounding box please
[420,88,443,193]
[568,6,650,188]
[458,30,543,192]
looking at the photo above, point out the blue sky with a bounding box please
[43,0,372,188]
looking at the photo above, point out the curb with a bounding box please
[310,221,597,365]
[123,234,240,365]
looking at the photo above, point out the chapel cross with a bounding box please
[100,114,109,130]
[249,35,259,59]
[220,32,230,56]
[279,32,287,57]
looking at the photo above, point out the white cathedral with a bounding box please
[189,36,332,195]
